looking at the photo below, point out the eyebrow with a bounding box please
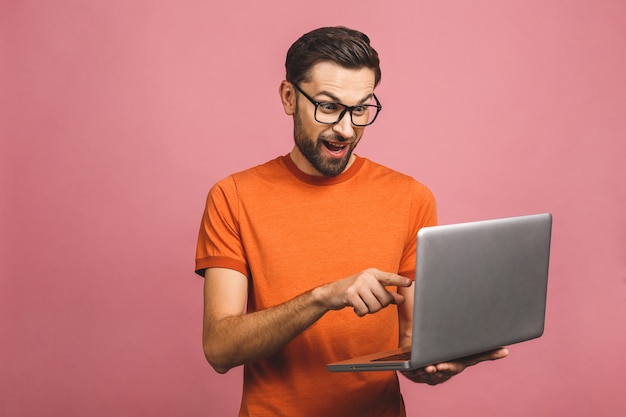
[316,90,373,105]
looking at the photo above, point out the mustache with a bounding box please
[319,133,356,143]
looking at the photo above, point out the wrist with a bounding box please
[310,284,332,312]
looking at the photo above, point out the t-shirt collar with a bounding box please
[281,154,364,186]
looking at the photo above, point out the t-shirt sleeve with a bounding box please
[195,176,249,277]
[398,181,438,279]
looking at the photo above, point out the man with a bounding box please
[195,26,508,417]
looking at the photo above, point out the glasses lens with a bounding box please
[351,104,379,126]
[315,102,345,124]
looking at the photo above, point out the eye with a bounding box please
[318,102,341,113]
[351,106,367,116]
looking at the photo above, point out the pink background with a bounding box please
[2,1,625,416]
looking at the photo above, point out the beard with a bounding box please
[293,110,358,177]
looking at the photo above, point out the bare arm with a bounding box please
[396,284,509,385]
[397,283,415,348]
[203,267,412,374]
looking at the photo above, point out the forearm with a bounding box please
[203,287,328,373]
[203,267,411,373]
[397,284,414,348]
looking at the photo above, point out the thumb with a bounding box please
[390,291,406,305]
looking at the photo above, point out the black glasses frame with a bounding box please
[292,83,382,127]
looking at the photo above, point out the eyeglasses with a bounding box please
[292,83,382,127]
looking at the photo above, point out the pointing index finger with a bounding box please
[375,272,412,288]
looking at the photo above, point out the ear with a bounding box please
[278,80,296,116]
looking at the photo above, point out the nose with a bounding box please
[331,111,356,140]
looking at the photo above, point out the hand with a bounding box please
[317,268,413,317]
[401,347,509,385]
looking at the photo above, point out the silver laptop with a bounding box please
[327,213,552,372]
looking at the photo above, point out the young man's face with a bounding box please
[287,62,377,177]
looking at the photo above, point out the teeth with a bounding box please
[325,142,345,152]
[325,141,347,150]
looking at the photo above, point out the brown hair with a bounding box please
[285,26,381,87]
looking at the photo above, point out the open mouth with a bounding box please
[323,140,349,156]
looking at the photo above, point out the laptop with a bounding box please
[327,213,552,372]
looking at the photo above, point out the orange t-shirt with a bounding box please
[196,155,437,417]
